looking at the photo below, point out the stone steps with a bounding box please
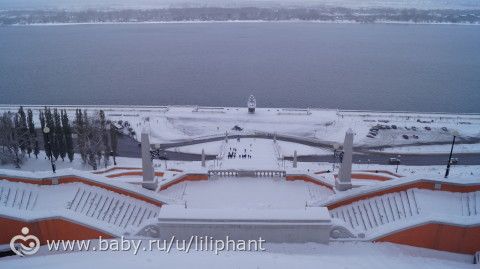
[330,189,420,233]
[67,186,160,229]
[0,183,38,211]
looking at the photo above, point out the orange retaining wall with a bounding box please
[93,167,140,174]
[359,170,403,178]
[0,216,113,245]
[286,175,333,190]
[375,223,480,254]
[94,167,183,175]
[1,176,163,207]
[106,171,164,178]
[159,174,208,191]
[333,173,393,181]
[326,180,480,210]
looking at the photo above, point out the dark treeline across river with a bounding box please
[1,7,480,25]
[1,22,479,113]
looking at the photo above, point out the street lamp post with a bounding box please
[396,155,401,173]
[332,143,340,172]
[43,127,56,173]
[445,131,459,178]
[154,144,161,168]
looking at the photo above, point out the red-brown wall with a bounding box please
[0,216,113,245]
[106,171,164,178]
[286,175,333,190]
[159,174,208,191]
[333,173,392,181]
[375,223,480,254]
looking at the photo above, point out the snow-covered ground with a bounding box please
[218,138,280,169]
[159,176,332,209]
[169,138,332,157]
[277,140,331,156]
[171,141,224,156]
[0,241,474,269]
[1,105,479,151]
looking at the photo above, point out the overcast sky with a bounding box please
[0,0,479,10]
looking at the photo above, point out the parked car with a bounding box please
[388,158,401,165]
[450,158,459,164]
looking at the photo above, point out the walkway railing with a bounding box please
[208,169,286,178]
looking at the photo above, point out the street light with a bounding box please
[43,127,56,173]
[332,143,340,172]
[445,130,460,178]
[396,155,401,173]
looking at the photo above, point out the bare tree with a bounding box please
[0,112,24,168]
[75,110,108,170]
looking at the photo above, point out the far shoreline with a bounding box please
[4,19,480,27]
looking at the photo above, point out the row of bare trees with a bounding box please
[0,107,118,170]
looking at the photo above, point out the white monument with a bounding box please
[141,130,158,191]
[336,128,354,191]
[248,95,256,113]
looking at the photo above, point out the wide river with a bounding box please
[0,22,479,113]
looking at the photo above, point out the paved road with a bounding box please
[285,153,480,166]
[117,135,217,161]
[116,134,480,166]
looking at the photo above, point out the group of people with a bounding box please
[227,146,252,160]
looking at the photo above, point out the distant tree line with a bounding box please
[0,107,118,170]
[1,7,479,25]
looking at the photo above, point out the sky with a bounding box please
[0,0,479,10]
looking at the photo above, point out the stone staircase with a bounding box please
[67,186,160,229]
[330,189,420,233]
[0,182,39,211]
[460,191,480,217]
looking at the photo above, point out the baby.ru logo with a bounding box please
[9,227,40,256]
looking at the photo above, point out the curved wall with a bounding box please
[159,174,209,191]
[375,223,480,254]
[0,216,113,245]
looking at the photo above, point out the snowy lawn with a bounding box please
[276,140,331,156]
[170,140,224,155]
[0,151,144,172]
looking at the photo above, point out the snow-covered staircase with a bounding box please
[0,183,39,211]
[460,191,479,216]
[66,186,160,229]
[330,189,421,233]
[0,179,162,235]
[329,188,480,239]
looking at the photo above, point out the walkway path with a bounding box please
[218,138,280,170]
